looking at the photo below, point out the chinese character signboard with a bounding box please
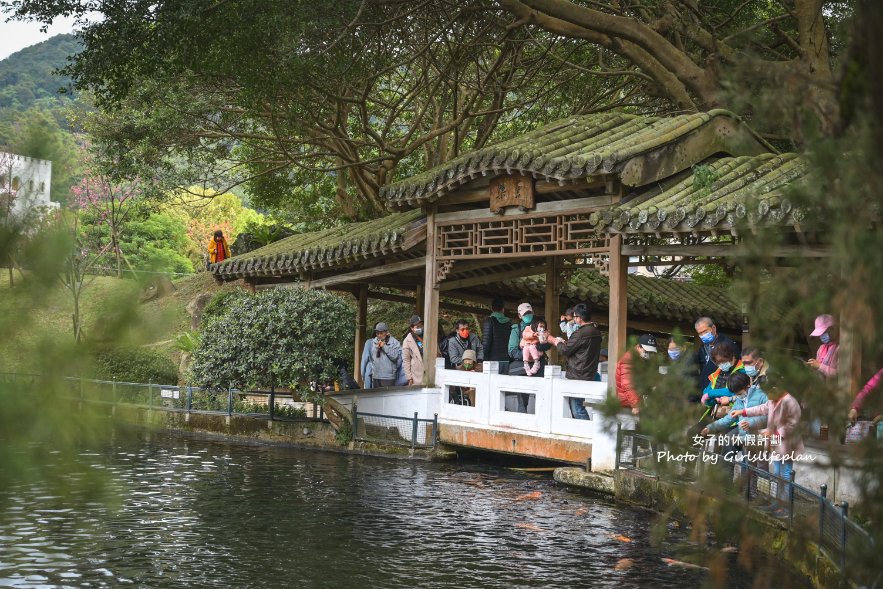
[489,175,534,213]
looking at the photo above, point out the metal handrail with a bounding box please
[615,429,880,588]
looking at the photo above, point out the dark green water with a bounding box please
[0,430,793,588]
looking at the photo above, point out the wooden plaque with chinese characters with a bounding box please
[489,175,534,213]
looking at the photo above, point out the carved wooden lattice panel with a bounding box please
[437,213,609,259]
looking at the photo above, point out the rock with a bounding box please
[140,275,176,302]
[187,292,213,329]
[553,467,615,494]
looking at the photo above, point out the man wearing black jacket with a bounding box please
[482,297,512,374]
[549,303,602,419]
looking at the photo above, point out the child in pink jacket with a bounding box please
[731,378,805,515]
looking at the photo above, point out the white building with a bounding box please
[0,151,56,219]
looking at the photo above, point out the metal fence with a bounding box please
[616,428,880,588]
[352,405,437,449]
[0,372,325,421]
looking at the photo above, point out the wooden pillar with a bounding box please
[545,256,561,364]
[353,284,368,385]
[839,318,862,397]
[422,207,440,386]
[415,284,425,316]
[607,235,628,391]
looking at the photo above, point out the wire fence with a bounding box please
[0,372,325,422]
[616,428,880,588]
[352,405,437,449]
[1,372,439,450]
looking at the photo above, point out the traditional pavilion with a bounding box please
[213,110,826,388]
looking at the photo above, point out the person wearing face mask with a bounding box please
[547,303,603,419]
[693,317,740,402]
[402,315,425,386]
[702,371,768,442]
[741,347,768,392]
[508,302,537,371]
[447,319,484,368]
[367,322,402,388]
[700,342,746,408]
[732,369,805,517]
[806,314,839,378]
[613,334,657,415]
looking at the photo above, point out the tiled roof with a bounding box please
[382,109,766,209]
[502,272,742,330]
[591,153,807,233]
[212,210,425,280]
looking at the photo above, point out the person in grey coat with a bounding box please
[368,322,402,388]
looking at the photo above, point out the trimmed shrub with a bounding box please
[92,347,179,384]
[189,288,355,391]
[201,290,249,325]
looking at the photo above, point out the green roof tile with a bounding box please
[382,109,759,209]
[212,209,425,280]
[592,153,807,233]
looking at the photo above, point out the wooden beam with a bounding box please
[434,195,613,223]
[437,188,488,205]
[307,257,425,289]
[535,178,605,194]
[368,290,487,316]
[607,235,628,392]
[423,207,440,386]
[622,244,831,258]
[439,264,547,292]
[354,284,368,385]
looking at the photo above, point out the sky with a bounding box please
[0,14,80,61]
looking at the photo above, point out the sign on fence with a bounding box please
[160,388,180,399]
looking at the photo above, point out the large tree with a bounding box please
[2,0,850,219]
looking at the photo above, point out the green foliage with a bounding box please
[189,288,355,391]
[201,290,249,325]
[691,164,718,201]
[335,418,353,446]
[90,209,193,274]
[173,330,200,353]
[233,399,307,418]
[230,220,294,256]
[91,346,178,384]
[686,264,731,288]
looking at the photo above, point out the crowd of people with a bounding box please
[350,302,881,512]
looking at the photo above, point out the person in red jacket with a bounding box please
[615,334,657,415]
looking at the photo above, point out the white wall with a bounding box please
[0,151,55,218]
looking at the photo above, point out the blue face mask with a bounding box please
[415,328,423,336]
[819,332,831,344]
[668,349,681,361]
[522,314,533,325]
[718,361,733,372]
[700,332,715,344]
[744,364,758,377]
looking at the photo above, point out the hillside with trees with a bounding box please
[0,33,80,112]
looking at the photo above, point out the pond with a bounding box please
[0,429,802,588]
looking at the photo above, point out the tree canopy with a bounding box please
[0,0,853,218]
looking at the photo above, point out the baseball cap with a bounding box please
[374,322,389,333]
[408,315,422,326]
[517,302,533,316]
[638,334,657,353]
[810,314,834,337]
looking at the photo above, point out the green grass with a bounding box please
[0,270,242,376]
